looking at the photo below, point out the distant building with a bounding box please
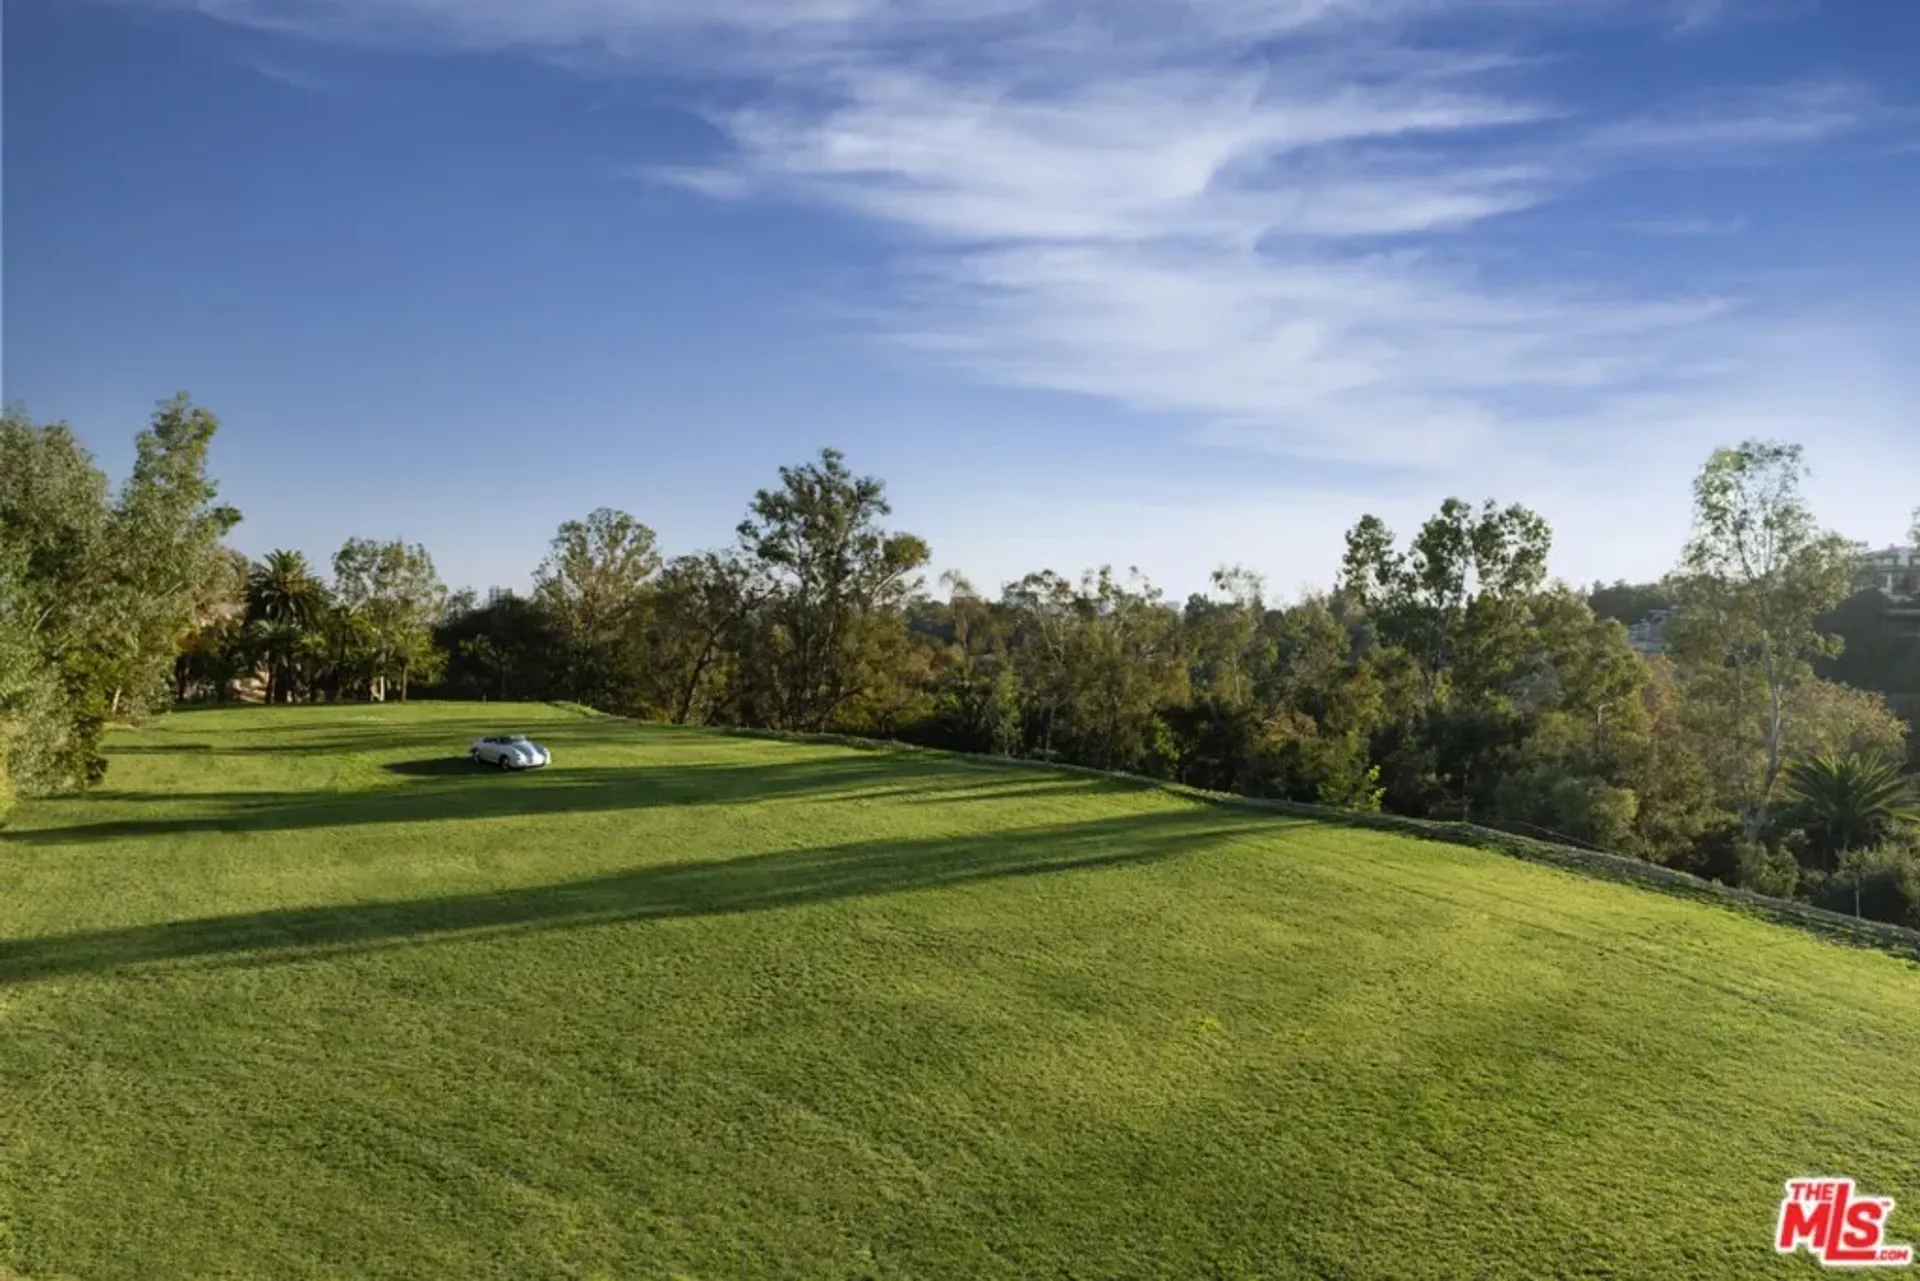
[1627,608,1673,656]
[1856,544,1919,603]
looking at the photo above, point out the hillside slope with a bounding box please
[3,702,1917,1279]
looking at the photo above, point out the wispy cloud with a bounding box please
[162,0,1910,571]
[240,54,354,94]
[1584,80,1868,153]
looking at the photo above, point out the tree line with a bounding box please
[5,399,1917,926]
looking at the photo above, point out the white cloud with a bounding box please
[163,0,1911,591]
[636,164,757,199]
[240,55,355,93]
[1584,80,1867,153]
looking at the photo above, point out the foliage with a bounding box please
[1782,751,1918,873]
[245,550,332,704]
[1818,588,1920,738]
[1586,579,1677,627]
[732,449,930,732]
[331,537,448,700]
[435,591,564,703]
[0,398,236,796]
[13,393,1917,920]
[1669,440,1857,839]
[533,508,661,711]
[1824,838,1920,927]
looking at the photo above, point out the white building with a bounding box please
[1627,608,1672,656]
[1857,545,1919,603]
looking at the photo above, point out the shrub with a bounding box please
[1735,840,1800,899]
[1821,837,1920,928]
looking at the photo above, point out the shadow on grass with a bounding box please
[0,809,1287,985]
[5,755,1128,844]
[110,743,217,754]
[383,757,489,778]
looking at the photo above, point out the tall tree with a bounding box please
[434,590,564,704]
[331,538,447,700]
[0,414,112,795]
[91,395,242,717]
[534,509,660,710]
[2,400,236,792]
[247,551,330,704]
[643,551,761,725]
[1670,441,1856,840]
[1339,498,1551,708]
[735,449,929,731]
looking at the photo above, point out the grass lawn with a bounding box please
[3,702,1918,1279]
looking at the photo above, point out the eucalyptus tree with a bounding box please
[1668,441,1856,840]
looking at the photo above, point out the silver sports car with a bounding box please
[469,734,552,771]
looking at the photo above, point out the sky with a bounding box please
[5,0,1918,601]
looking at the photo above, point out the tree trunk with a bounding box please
[1749,639,1786,842]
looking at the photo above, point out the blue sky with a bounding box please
[6,0,1918,600]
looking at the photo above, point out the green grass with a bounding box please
[3,702,1918,1279]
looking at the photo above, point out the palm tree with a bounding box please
[1784,751,1919,914]
[247,550,328,628]
[246,551,329,702]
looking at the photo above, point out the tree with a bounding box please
[91,395,242,717]
[0,414,112,795]
[1784,752,1919,913]
[1587,580,1677,627]
[246,551,330,703]
[735,449,929,731]
[174,547,252,701]
[331,538,447,700]
[533,509,660,710]
[433,590,564,703]
[1670,441,1857,840]
[2,400,236,792]
[1339,498,1551,709]
[641,552,762,724]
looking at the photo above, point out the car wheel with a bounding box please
[497,755,514,771]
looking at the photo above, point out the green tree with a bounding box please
[0,414,112,794]
[90,395,241,718]
[534,509,660,711]
[735,449,929,732]
[1587,580,1678,627]
[173,547,253,702]
[1784,753,1919,913]
[331,538,448,700]
[1340,499,1551,710]
[2,401,235,791]
[642,551,762,725]
[433,591,564,704]
[1670,441,1857,840]
[246,551,330,703]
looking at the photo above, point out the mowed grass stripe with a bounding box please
[1,702,1916,1279]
